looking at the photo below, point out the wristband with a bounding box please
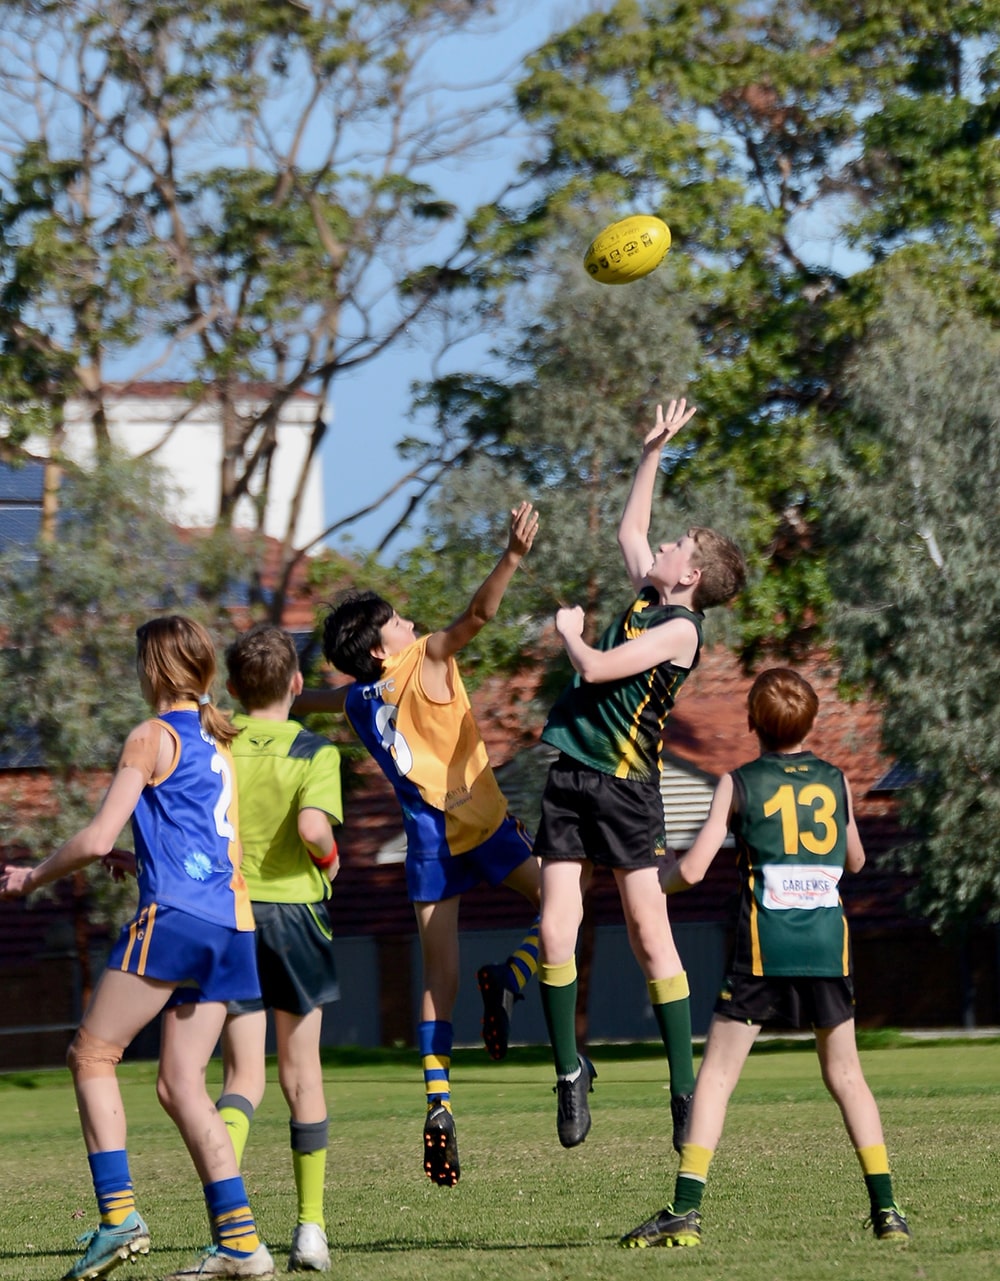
[309,837,339,871]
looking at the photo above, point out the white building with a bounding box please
[58,382,327,547]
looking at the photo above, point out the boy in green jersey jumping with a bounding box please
[622,667,910,1249]
[534,399,746,1153]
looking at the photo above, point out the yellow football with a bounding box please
[583,214,671,285]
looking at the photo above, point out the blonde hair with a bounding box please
[688,527,747,611]
[135,615,238,746]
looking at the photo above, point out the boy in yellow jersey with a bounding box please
[218,623,343,1273]
[622,668,910,1248]
[534,399,746,1153]
[320,502,542,1187]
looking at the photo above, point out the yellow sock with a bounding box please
[216,1094,254,1168]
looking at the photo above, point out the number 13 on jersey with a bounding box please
[762,783,839,856]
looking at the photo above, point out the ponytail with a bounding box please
[197,693,239,747]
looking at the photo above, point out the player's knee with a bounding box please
[66,1026,124,1082]
[156,1070,180,1116]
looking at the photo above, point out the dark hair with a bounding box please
[135,615,237,746]
[688,527,747,611]
[225,623,299,710]
[747,667,819,751]
[322,591,394,683]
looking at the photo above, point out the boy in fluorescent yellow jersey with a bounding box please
[321,502,542,1187]
[622,668,910,1248]
[218,624,343,1274]
[535,399,746,1154]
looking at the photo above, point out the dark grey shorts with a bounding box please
[228,899,340,1017]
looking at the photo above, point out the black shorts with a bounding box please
[715,973,855,1030]
[228,900,340,1018]
[535,755,664,871]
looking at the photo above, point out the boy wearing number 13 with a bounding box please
[622,667,910,1249]
[0,616,274,1280]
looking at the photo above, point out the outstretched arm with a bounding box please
[424,501,539,665]
[291,685,349,717]
[618,398,697,592]
[0,764,147,898]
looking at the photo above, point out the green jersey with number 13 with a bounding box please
[729,751,852,978]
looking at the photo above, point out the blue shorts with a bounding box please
[407,814,534,903]
[106,902,261,1006]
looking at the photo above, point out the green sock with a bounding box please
[864,1172,895,1213]
[673,1143,713,1212]
[539,973,580,1077]
[649,975,695,1096]
[216,1093,254,1168]
[672,1173,706,1214]
[857,1143,896,1213]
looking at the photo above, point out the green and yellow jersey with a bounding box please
[541,588,703,782]
[729,751,852,977]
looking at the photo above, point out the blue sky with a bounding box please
[320,2,574,557]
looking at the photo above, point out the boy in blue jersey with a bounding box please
[318,501,542,1187]
[0,616,274,1280]
[622,667,910,1248]
[535,399,746,1154]
[217,623,343,1273]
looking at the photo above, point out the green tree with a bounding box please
[0,0,530,616]
[825,274,1000,931]
[464,0,1000,648]
[0,452,244,879]
[0,450,251,994]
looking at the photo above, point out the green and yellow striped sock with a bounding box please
[673,1143,713,1214]
[649,973,695,1097]
[539,958,580,1078]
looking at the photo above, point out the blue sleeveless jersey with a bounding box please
[131,709,253,930]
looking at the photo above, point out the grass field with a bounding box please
[2,1035,999,1281]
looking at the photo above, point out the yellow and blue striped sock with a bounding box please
[205,1176,261,1257]
[506,918,540,994]
[418,1020,452,1110]
[88,1149,136,1226]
